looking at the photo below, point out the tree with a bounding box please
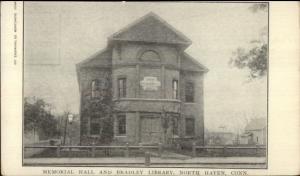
[24,97,59,140]
[229,42,267,79]
[81,73,114,145]
[248,3,268,13]
[229,3,268,80]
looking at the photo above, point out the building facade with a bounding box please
[76,12,208,145]
[240,118,266,145]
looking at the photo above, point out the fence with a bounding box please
[25,143,266,158]
[192,143,266,157]
[24,140,60,158]
[24,143,162,158]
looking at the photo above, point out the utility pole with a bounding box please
[63,115,68,145]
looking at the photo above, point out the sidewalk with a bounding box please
[24,157,266,168]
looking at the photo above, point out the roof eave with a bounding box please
[182,52,209,73]
[108,37,191,48]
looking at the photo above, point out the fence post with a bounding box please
[139,143,143,153]
[125,143,129,157]
[223,146,227,157]
[68,147,72,157]
[56,145,61,157]
[192,142,196,157]
[91,142,96,158]
[145,151,151,167]
[158,143,162,157]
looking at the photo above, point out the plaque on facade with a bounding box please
[140,76,161,90]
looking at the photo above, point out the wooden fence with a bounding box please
[24,143,266,158]
[24,143,162,158]
[192,143,266,157]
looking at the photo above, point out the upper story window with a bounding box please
[91,80,101,98]
[172,79,178,99]
[117,114,126,136]
[116,44,122,60]
[118,78,126,98]
[185,117,195,136]
[140,50,160,62]
[185,82,194,102]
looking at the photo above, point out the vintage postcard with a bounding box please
[1,1,299,176]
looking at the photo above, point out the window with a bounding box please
[140,50,160,62]
[90,123,100,135]
[172,79,178,99]
[172,117,179,136]
[118,78,126,98]
[185,82,194,102]
[116,44,122,60]
[185,118,195,136]
[91,80,101,98]
[117,115,126,135]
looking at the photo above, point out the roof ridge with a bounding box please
[108,12,192,45]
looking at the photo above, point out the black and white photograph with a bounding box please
[22,2,268,168]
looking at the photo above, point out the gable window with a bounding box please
[118,78,126,98]
[140,50,160,62]
[117,114,126,135]
[185,82,194,102]
[185,118,195,136]
[91,80,101,98]
[172,79,178,99]
[90,123,100,135]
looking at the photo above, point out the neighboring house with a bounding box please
[76,12,208,145]
[240,118,266,145]
[206,132,236,145]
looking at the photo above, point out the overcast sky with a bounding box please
[24,2,268,132]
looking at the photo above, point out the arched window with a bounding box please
[140,50,160,62]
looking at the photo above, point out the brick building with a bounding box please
[76,12,208,145]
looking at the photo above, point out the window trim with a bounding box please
[172,116,179,136]
[140,50,161,62]
[172,79,179,99]
[185,117,195,136]
[116,114,126,136]
[117,77,127,98]
[91,79,101,98]
[185,81,195,103]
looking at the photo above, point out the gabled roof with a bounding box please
[109,12,192,46]
[245,118,266,131]
[77,48,111,68]
[181,52,209,72]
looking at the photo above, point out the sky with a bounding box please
[24,2,268,132]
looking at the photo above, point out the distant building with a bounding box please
[240,118,266,145]
[205,132,236,145]
[76,12,208,145]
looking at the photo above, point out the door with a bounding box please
[140,115,161,144]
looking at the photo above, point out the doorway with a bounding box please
[140,114,162,144]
